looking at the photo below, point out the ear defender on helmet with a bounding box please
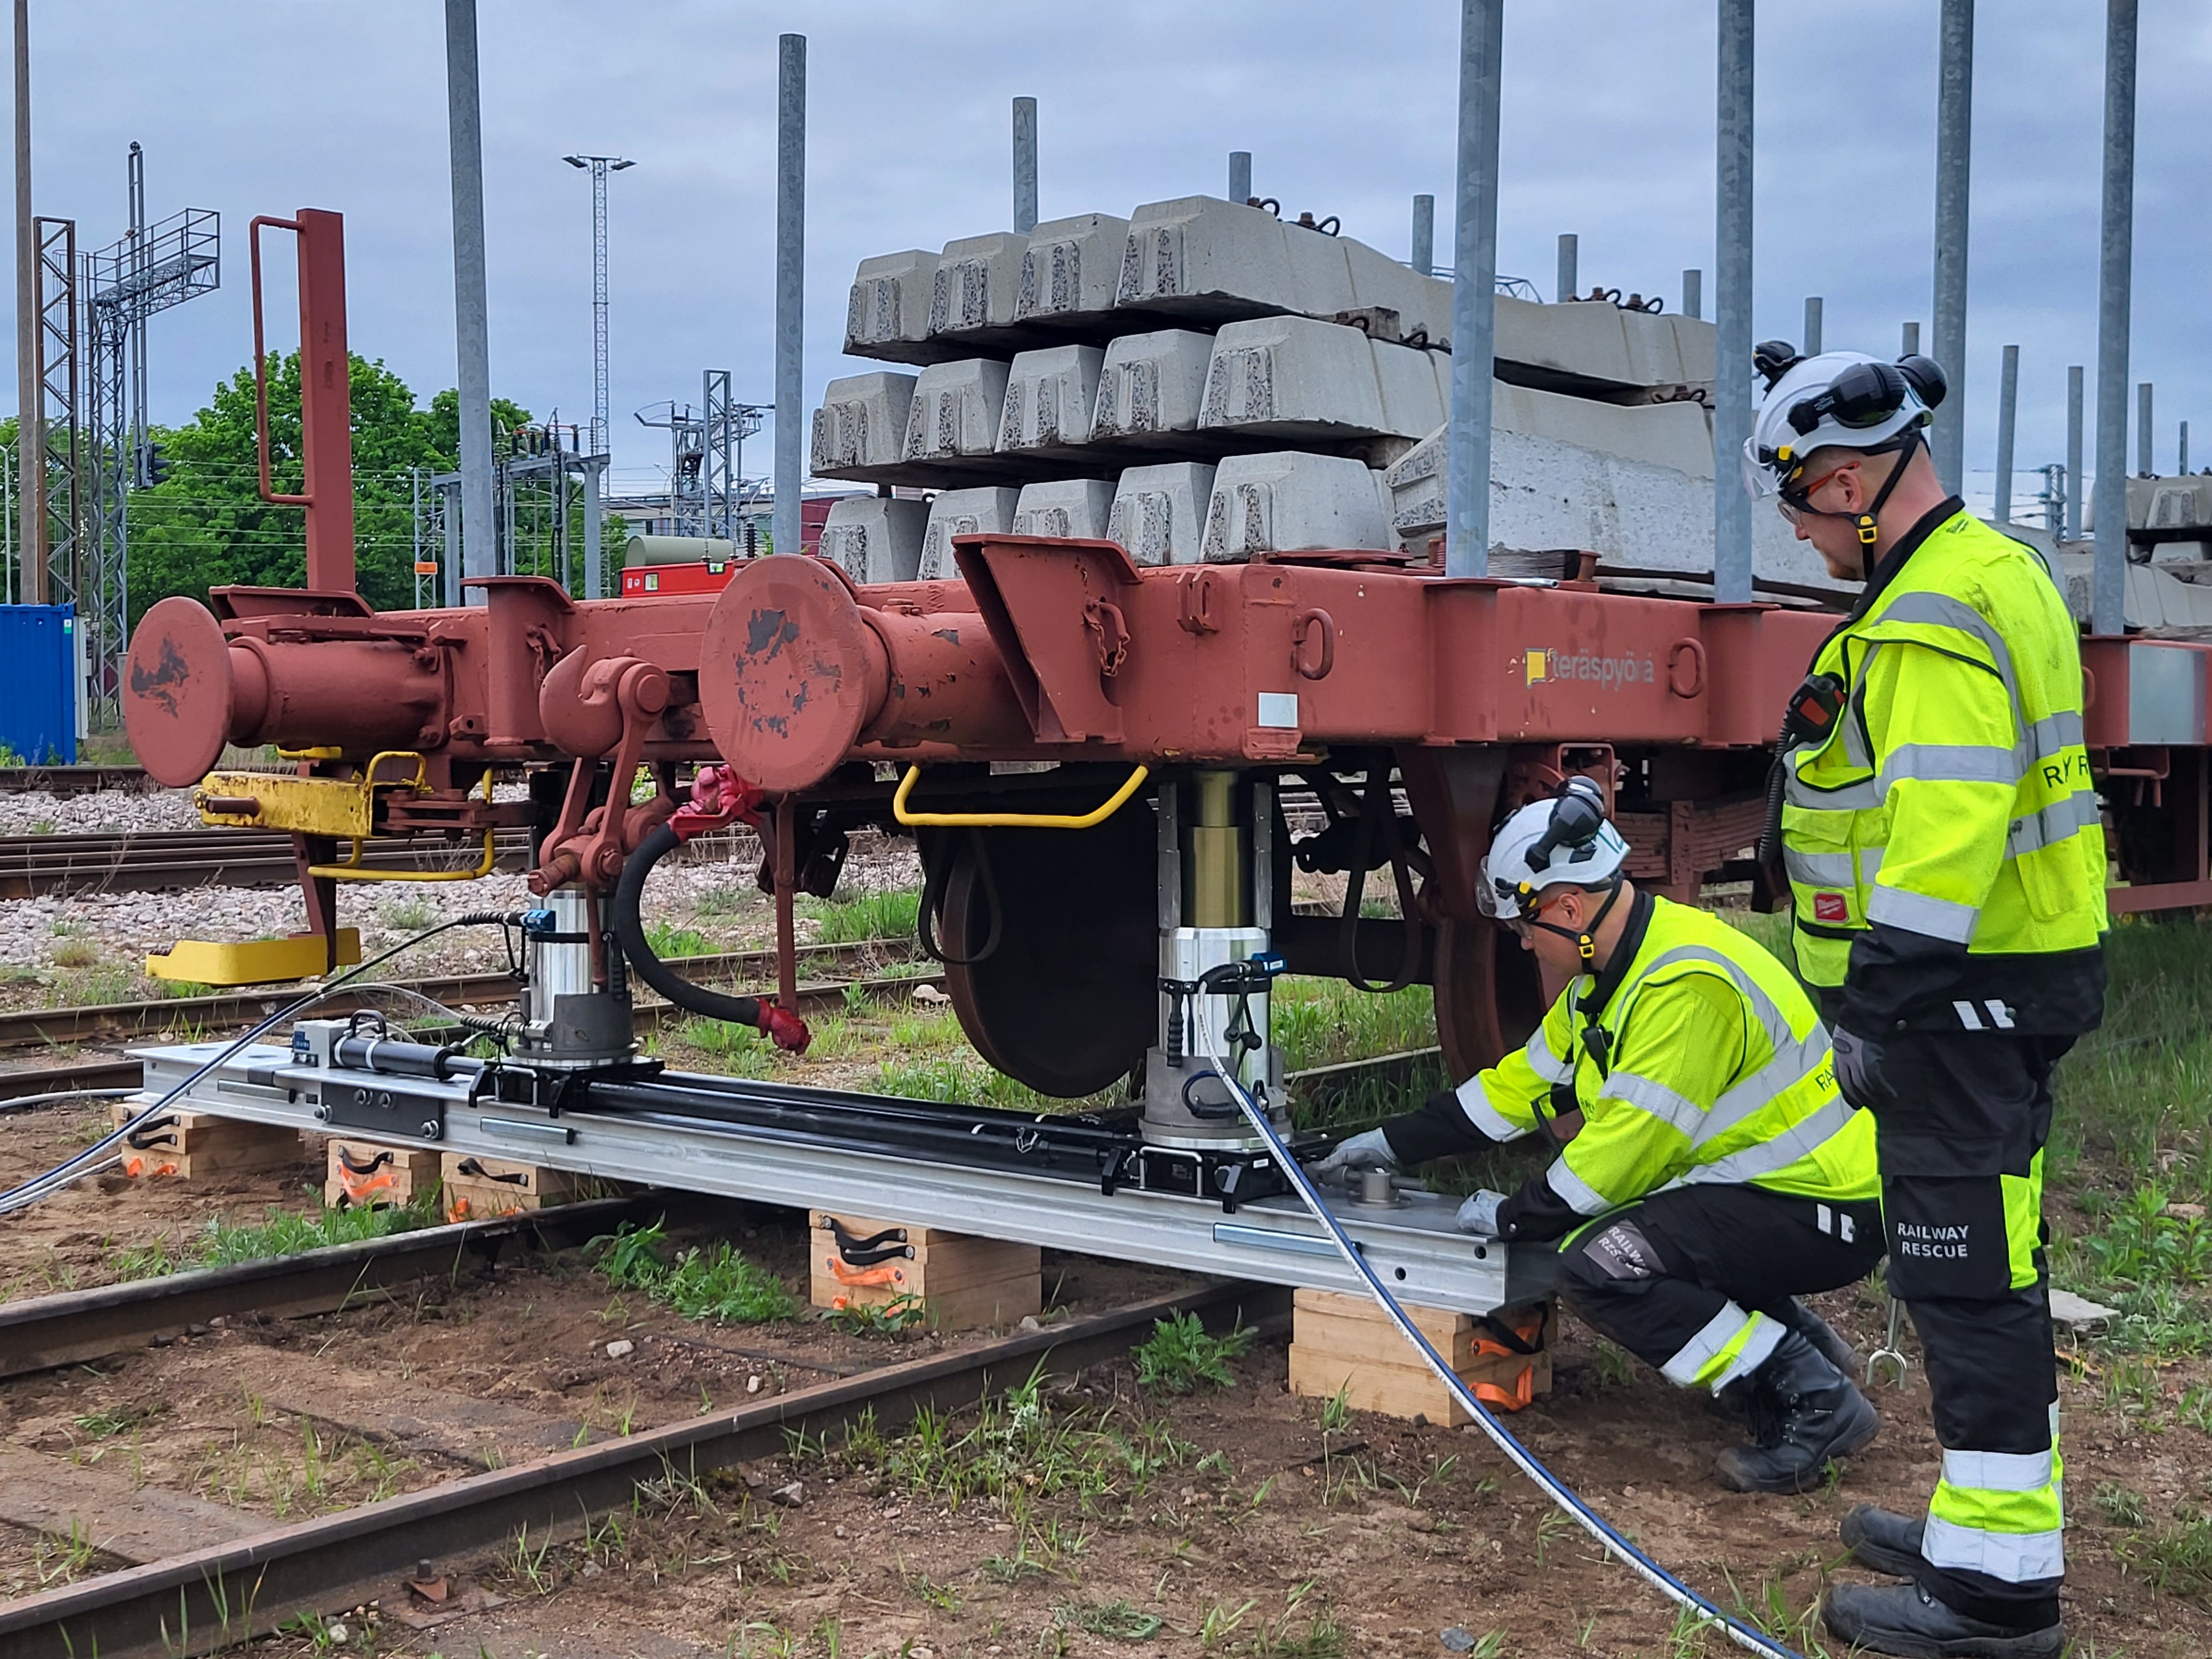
[1897,353,1947,410]
[1753,340,1803,390]
[1524,776,1609,874]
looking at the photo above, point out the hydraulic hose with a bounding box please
[1194,1001,1805,1659]
[612,823,805,1050]
[0,911,518,1217]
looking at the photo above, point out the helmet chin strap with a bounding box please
[1529,877,1625,965]
[1790,429,1924,582]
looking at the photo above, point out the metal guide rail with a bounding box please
[132,1040,1553,1316]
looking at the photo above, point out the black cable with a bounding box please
[611,823,770,1028]
[916,828,1003,967]
[0,910,517,1215]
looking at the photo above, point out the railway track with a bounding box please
[0,1240,1268,1659]
[0,936,922,1054]
[0,765,155,796]
[0,828,538,899]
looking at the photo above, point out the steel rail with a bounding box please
[0,1195,657,1380]
[0,828,536,898]
[0,764,156,795]
[0,1281,1278,1659]
[0,936,923,1052]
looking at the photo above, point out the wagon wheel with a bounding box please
[933,809,1159,1100]
[1430,916,1547,1081]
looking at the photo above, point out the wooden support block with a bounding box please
[808,1210,1042,1332]
[441,1178,544,1224]
[109,1104,304,1180]
[324,1139,443,1210]
[1287,1288,1557,1426]
[440,1152,578,1200]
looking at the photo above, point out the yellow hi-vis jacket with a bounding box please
[1782,502,2107,1036]
[1437,895,1879,1244]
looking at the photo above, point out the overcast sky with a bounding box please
[11,0,2207,512]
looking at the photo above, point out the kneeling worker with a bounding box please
[1316,780,1882,1490]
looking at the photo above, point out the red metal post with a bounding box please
[251,209,355,593]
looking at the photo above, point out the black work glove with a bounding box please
[1829,1026,1890,1112]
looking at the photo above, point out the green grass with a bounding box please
[646,918,712,959]
[799,887,921,946]
[106,1194,440,1281]
[587,1219,799,1324]
[2120,1510,2212,1599]
[1133,1311,1256,1395]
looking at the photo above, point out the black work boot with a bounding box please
[1712,1331,1880,1493]
[1823,1581,2064,1658]
[1781,1296,1861,1377]
[1842,1504,1928,1578]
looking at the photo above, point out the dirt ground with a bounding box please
[2,1101,2209,1657]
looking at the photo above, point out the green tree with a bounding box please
[127,353,531,621]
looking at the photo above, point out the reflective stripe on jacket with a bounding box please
[1463,898,1879,1238]
[1782,505,2106,1033]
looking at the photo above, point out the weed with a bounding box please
[647,918,712,958]
[1593,1338,1636,1389]
[1134,1311,1255,1395]
[1319,1381,1353,1436]
[587,1220,798,1324]
[1056,1599,1164,1641]
[49,938,100,969]
[2120,1509,2212,1598]
[799,887,920,946]
[824,1293,929,1338]
[2094,1481,2148,1527]
[72,1404,157,1441]
[32,1522,98,1588]
[1239,1581,1346,1657]
[194,1193,439,1265]
[512,1522,557,1594]
[380,895,440,931]
[1535,1510,1573,1569]
[904,1568,961,1612]
[105,1241,176,1281]
[1198,1598,1258,1649]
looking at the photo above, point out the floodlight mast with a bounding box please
[564,153,634,460]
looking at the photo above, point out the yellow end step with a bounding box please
[146,929,363,987]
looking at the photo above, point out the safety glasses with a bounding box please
[1777,461,1858,525]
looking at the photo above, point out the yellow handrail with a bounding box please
[308,765,498,883]
[891,763,1150,830]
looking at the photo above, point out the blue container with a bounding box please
[0,606,78,765]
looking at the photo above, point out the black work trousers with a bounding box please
[1557,1183,1884,1393]
[1839,1025,2072,1634]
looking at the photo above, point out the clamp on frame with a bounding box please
[306,759,498,883]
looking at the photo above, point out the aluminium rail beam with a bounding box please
[132,1041,1554,1317]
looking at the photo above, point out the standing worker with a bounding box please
[1312,780,1886,1491]
[1745,344,2107,1659]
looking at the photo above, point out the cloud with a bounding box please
[10,0,2204,503]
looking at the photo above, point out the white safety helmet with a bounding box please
[1475,778,1630,922]
[1741,343,1947,507]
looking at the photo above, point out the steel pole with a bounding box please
[1713,0,1755,603]
[1228,152,1250,204]
[2067,364,2084,540]
[583,455,602,598]
[1411,194,1433,275]
[1681,268,1700,321]
[591,161,609,457]
[1444,0,1503,580]
[2137,382,2152,475]
[773,33,805,561]
[1902,320,1921,356]
[445,0,494,591]
[12,0,37,604]
[1012,97,1037,234]
[2183,420,2190,476]
[1930,0,1973,495]
[1556,233,1577,304]
[2093,0,2136,636]
[1803,296,1823,356]
[1993,343,2018,523]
